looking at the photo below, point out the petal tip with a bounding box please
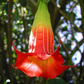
[12,64,17,69]
[12,40,15,48]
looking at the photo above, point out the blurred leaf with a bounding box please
[26,0,31,10]
[74,24,82,31]
[15,5,20,21]
[20,20,23,24]
[3,2,8,13]
[76,18,82,20]
[4,82,7,84]
[0,0,6,4]
[80,24,83,29]
[46,77,68,84]
[66,12,77,21]
[19,0,22,5]
[61,25,68,31]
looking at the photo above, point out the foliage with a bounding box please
[46,77,68,84]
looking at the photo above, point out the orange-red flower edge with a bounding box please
[12,1,77,79]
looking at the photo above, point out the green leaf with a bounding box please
[15,5,20,21]
[26,0,31,10]
[76,18,82,20]
[19,0,22,5]
[61,25,68,31]
[0,0,6,4]
[4,82,7,84]
[46,77,68,84]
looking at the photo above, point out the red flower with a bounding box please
[12,1,77,79]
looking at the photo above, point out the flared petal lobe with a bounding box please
[12,40,77,79]
[12,0,77,79]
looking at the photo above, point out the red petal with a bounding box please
[12,40,37,67]
[12,40,77,79]
[29,25,54,55]
[52,37,64,64]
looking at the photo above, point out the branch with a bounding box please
[48,0,56,26]
[78,0,84,36]
[0,62,5,82]
[7,0,14,84]
[71,39,84,57]
[50,0,70,30]
[51,0,83,33]
[28,0,37,15]
[78,1,84,83]
[22,16,29,52]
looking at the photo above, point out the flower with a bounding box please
[12,1,77,79]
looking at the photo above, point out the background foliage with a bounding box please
[0,0,84,84]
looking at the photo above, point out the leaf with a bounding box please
[66,12,76,21]
[0,0,6,4]
[4,82,7,84]
[15,5,20,21]
[61,25,68,31]
[46,77,68,84]
[26,0,31,10]
[76,18,82,20]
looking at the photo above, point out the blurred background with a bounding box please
[0,0,84,84]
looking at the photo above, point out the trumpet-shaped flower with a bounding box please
[12,0,77,79]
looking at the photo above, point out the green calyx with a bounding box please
[32,0,52,28]
[38,0,50,4]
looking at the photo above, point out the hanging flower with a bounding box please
[12,0,77,79]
